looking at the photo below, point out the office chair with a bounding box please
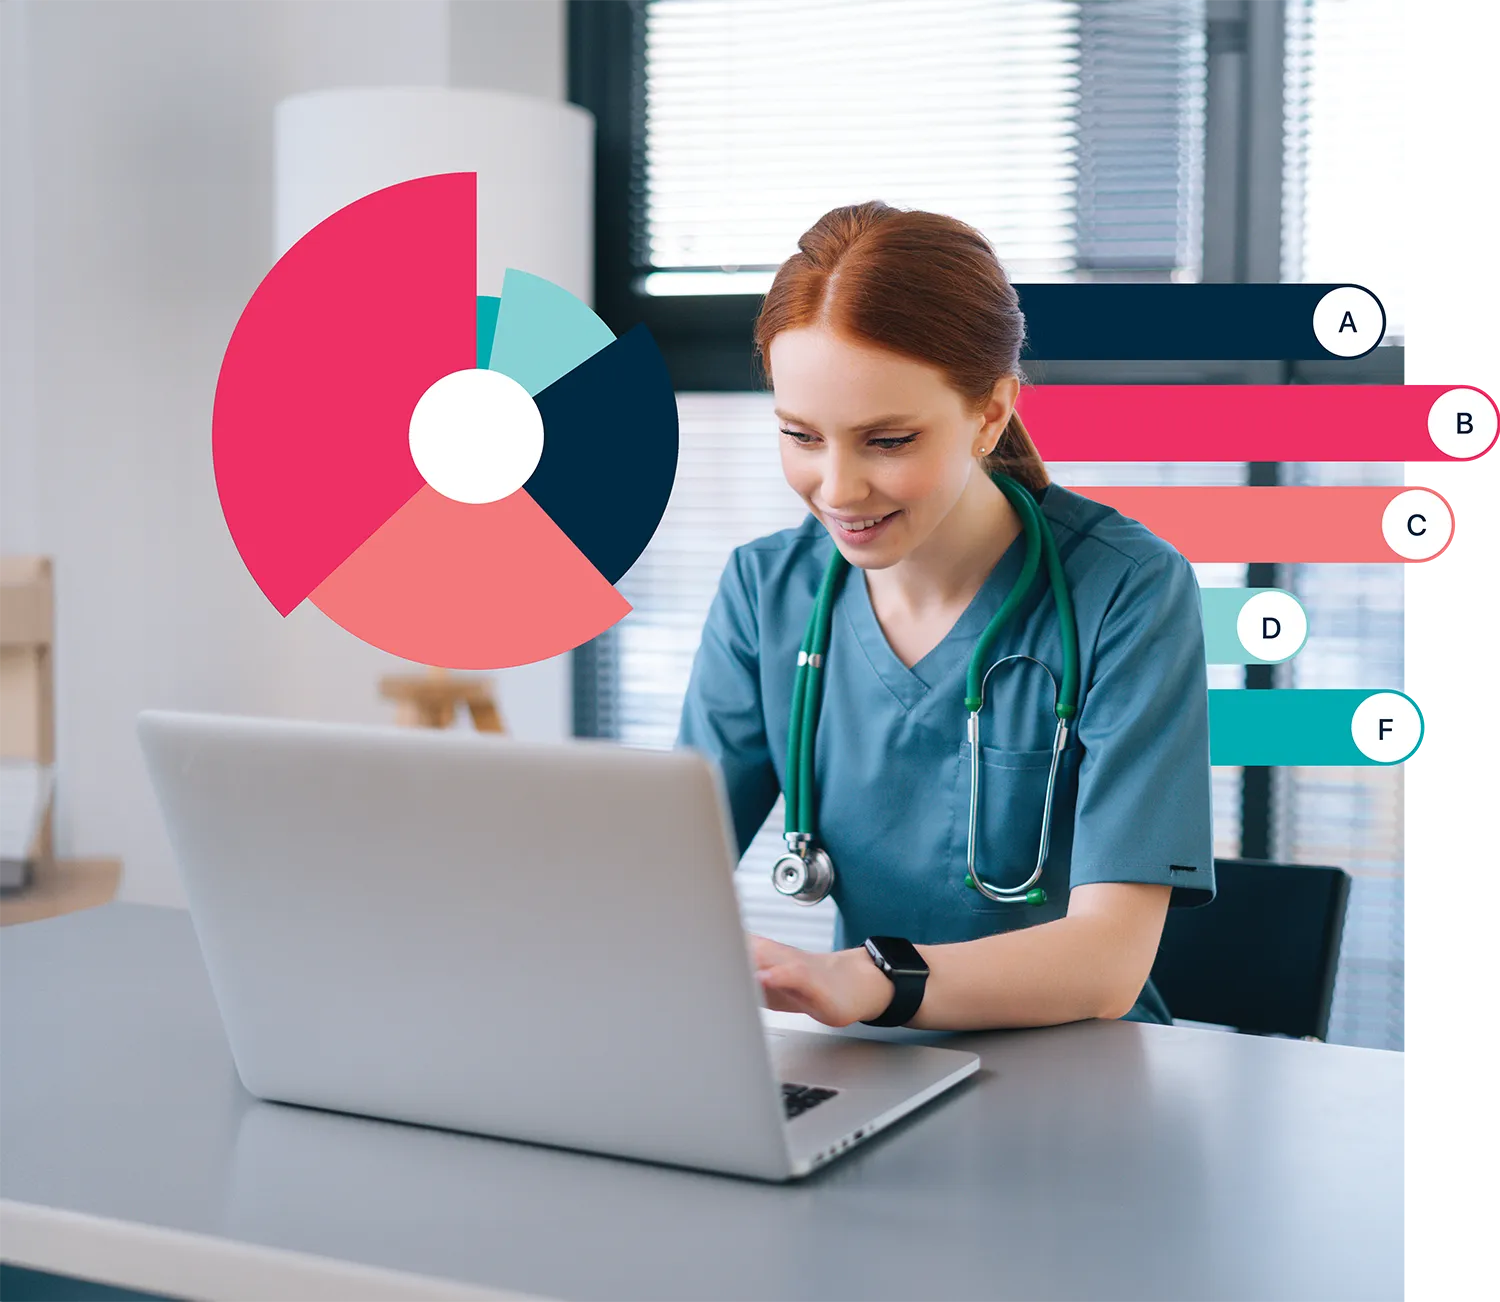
[1148,857,1352,1041]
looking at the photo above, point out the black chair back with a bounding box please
[1149,857,1351,1040]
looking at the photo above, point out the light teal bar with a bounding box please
[1200,588,1308,664]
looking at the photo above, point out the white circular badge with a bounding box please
[1380,489,1453,561]
[1312,286,1385,359]
[1427,386,1499,460]
[408,368,545,505]
[1351,692,1423,764]
[1236,590,1308,663]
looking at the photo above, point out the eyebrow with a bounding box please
[773,409,919,432]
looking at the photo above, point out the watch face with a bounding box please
[865,935,927,977]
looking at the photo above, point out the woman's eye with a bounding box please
[779,429,917,450]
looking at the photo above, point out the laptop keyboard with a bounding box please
[782,1082,838,1119]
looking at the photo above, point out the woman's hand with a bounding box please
[749,935,895,1027]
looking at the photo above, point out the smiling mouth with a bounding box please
[829,511,900,534]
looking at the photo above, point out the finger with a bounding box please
[756,964,825,1020]
[750,935,800,969]
[757,971,817,1018]
[755,974,801,1015]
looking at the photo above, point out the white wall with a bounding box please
[450,0,566,98]
[0,0,572,905]
[1,0,43,560]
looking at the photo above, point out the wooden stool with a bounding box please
[378,667,507,733]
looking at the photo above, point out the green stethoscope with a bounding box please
[771,472,1081,908]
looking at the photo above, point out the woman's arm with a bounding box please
[752,881,1172,1029]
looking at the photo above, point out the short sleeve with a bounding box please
[1068,549,1216,908]
[674,548,782,860]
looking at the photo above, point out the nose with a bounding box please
[818,444,870,511]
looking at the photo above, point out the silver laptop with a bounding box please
[136,709,978,1181]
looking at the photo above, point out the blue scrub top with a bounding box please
[674,482,1216,1025]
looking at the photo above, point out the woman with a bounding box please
[676,201,1215,1032]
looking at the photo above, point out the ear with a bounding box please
[975,375,1021,454]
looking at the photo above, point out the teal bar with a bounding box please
[476,294,501,369]
[1211,689,1358,765]
[1208,689,1424,766]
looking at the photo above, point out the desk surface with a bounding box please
[1,904,1402,1302]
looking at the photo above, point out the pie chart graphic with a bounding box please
[212,171,678,669]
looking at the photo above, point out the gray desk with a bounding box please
[1,904,1401,1301]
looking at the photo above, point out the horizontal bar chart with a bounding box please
[1199,588,1308,664]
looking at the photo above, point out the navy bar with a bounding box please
[1014,283,1385,361]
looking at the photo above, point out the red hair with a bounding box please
[752,200,1048,496]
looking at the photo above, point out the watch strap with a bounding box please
[860,937,928,1027]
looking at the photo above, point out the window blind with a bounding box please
[1282,0,1405,340]
[639,0,1206,296]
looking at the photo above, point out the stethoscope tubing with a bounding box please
[964,656,1070,903]
[778,472,1081,905]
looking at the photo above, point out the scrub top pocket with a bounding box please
[952,740,1081,919]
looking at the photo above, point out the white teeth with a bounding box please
[837,514,890,531]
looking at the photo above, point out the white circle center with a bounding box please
[1351,692,1423,764]
[1427,386,1498,459]
[1236,590,1307,663]
[1312,286,1384,357]
[408,368,544,505]
[1380,488,1452,561]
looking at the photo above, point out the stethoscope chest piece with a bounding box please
[772,834,836,905]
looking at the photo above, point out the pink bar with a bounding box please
[1017,385,1498,461]
[1070,486,1450,562]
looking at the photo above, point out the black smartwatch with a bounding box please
[860,936,929,1027]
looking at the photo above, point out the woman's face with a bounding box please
[768,326,1013,570]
